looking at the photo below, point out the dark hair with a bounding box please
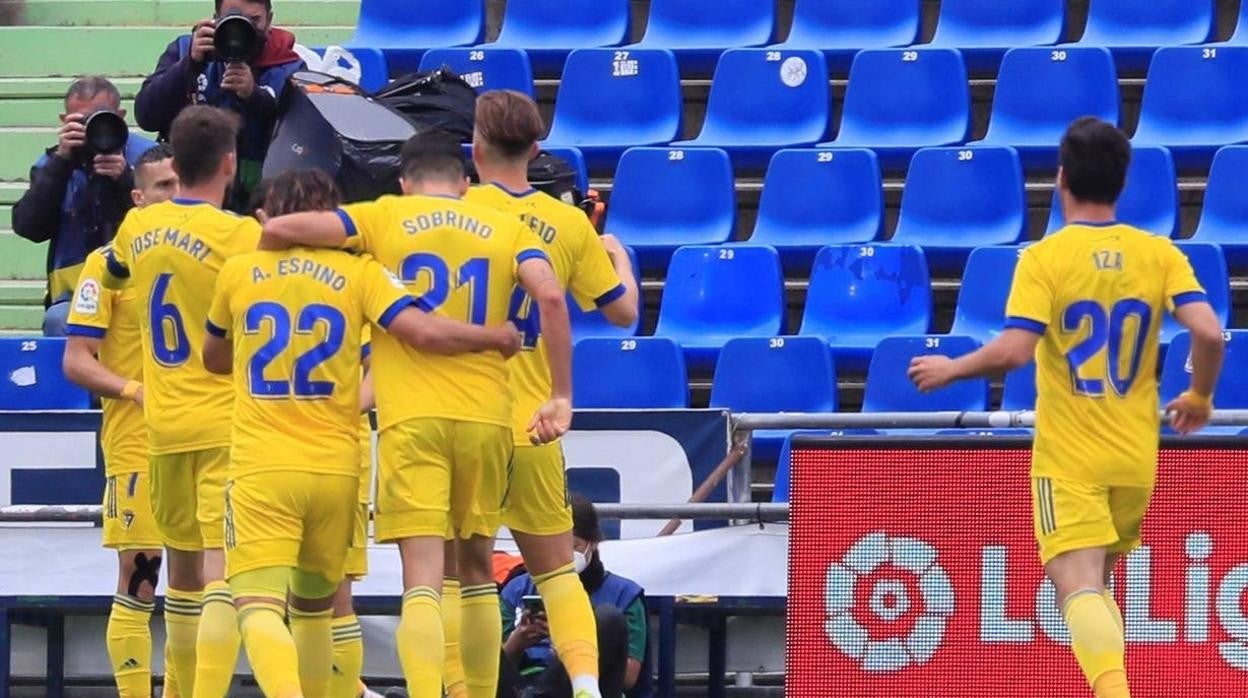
[251,169,342,217]
[570,494,603,543]
[64,76,121,109]
[134,144,174,186]
[475,90,544,160]
[169,106,240,188]
[399,130,466,184]
[215,0,272,13]
[1059,116,1131,205]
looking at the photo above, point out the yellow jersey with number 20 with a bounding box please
[336,194,548,431]
[1004,223,1205,488]
[105,198,261,455]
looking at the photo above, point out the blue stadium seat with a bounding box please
[573,338,688,409]
[1073,0,1214,72]
[771,0,921,73]
[349,0,485,51]
[709,337,838,461]
[675,49,830,170]
[800,244,932,372]
[541,146,589,194]
[605,147,736,272]
[863,335,988,412]
[1162,243,1230,345]
[655,245,785,368]
[1046,146,1178,238]
[926,0,1065,73]
[1132,46,1248,169]
[487,0,631,76]
[631,0,776,75]
[977,47,1118,168]
[418,48,534,97]
[1160,331,1247,407]
[543,49,682,171]
[820,49,970,169]
[950,246,1022,343]
[1001,361,1037,411]
[891,146,1026,271]
[306,46,389,92]
[748,148,883,271]
[0,338,89,409]
[1192,146,1248,270]
[569,245,641,342]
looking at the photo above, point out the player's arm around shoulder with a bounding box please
[516,228,573,443]
[257,200,365,251]
[63,252,142,403]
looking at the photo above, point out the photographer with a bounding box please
[134,0,302,212]
[12,76,154,336]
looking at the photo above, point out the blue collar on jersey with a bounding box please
[1069,220,1119,228]
[488,181,538,198]
[171,197,211,206]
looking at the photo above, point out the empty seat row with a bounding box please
[421,45,1248,173]
[571,243,1233,374]
[353,0,1245,75]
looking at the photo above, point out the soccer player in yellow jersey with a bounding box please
[456,90,640,698]
[202,169,519,698]
[261,131,574,698]
[63,144,179,698]
[909,118,1225,698]
[104,106,262,698]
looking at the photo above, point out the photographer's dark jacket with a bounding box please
[12,136,153,307]
[134,27,303,210]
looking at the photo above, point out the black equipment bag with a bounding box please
[464,150,579,203]
[263,71,415,203]
[374,67,477,142]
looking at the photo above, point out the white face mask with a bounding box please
[573,549,589,574]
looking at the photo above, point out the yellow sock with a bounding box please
[164,638,182,698]
[533,564,599,681]
[238,600,301,698]
[441,578,468,698]
[163,588,202,698]
[331,615,364,698]
[194,580,240,697]
[460,584,501,698]
[108,594,155,697]
[396,586,444,698]
[291,607,335,698]
[1102,589,1125,636]
[1063,590,1130,697]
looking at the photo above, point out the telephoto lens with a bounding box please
[79,109,129,165]
[213,11,262,63]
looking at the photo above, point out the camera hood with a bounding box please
[83,110,129,155]
[214,13,263,63]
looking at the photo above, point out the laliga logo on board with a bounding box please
[825,532,954,672]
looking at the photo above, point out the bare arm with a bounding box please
[385,307,521,357]
[63,335,141,403]
[625,659,642,690]
[909,329,1039,393]
[1167,301,1225,434]
[598,235,639,328]
[259,211,349,251]
[202,334,233,375]
[519,258,572,398]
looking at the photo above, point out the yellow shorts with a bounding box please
[502,441,572,536]
[102,472,163,551]
[1032,476,1153,565]
[343,503,369,578]
[149,447,229,551]
[224,471,357,584]
[375,418,513,542]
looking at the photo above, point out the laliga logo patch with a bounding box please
[825,531,954,672]
[75,278,100,314]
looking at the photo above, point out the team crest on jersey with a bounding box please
[75,279,100,314]
[123,511,134,529]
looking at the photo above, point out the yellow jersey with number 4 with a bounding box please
[465,184,624,444]
[206,248,414,477]
[65,249,148,475]
[336,194,548,431]
[1004,223,1205,487]
[105,198,261,455]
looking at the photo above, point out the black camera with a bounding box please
[213,11,263,63]
[76,109,129,167]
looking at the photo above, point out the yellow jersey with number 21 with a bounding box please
[1004,223,1205,488]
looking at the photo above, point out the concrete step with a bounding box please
[18,0,360,27]
[0,127,162,181]
[0,183,28,205]
[0,77,144,99]
[0,205,10,230]
[0,26,353,77]
[0,304,44,331]
[0,98,141,127]
[0,281,47,305]
[0,233,48,281]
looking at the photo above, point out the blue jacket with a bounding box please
[11,135,155,306]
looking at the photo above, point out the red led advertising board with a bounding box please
[786,439,1248,697]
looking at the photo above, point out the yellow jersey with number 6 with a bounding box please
[336,194,548,430]
[1004,223,1205,487]
[464,184,624,444]
[206,248,413,477]
[105,198,261,455]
